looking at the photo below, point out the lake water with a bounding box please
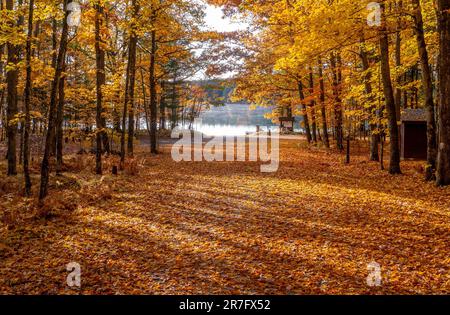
[185,103,302,136]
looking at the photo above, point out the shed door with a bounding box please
[403,122,427,159]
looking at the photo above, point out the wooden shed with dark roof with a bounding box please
[400,109,427,160]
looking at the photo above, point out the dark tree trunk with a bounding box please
[140,67,152,153]
[160,80,166,130]
[436,0,450,186]
[56,61,66,174]
[5,0,19,176]
[19,122,23,165]
[412,0,437,181]
[39,0,71,201]
[121,4,138,163]
[318,58,329,148]
[345,136,350,164]
[149,30,158,154]
[170,72,178,129]
[120,65,129,165]
[297,80,311,143]
[126,0,139,157]
[308,67,317,143]
[0,89,5,143]
[394,1,403,119]
[380,132,385,170]
[113,89,121,133]
[23,0,34,195]
[49,17,58,157]
[330,52,343,150]
[95,1,106,174]
[51,18,57,69]
[360,38,379,161]
[379,3,401,174]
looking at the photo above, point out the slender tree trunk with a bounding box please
[149,29,158,154]
[330,52,343,150]
[436,0,450,186]
[380,132,385,170]
[411,0,437,180]
[139,66,152,151]
[318,58,329,148]
[297,80,311,143]
[135,103,140,133]
[345,135,350,164]
[23,0,34,195]
[394,1,403,118]
[160,80,166,129]
[39,0,71,201]
[0,21,4,144]
[308,67,317,143]
[126,0,139,157]
[0,89,5,142]
[170,72,178,129]
[49,17,58,157]
[51,18,57,69]
[113,89,121,133]
[360,38,379,161]
[120,64,129,165]
[95,1,106,174]
[19,122,23,165]
[121,1,139,163]
[56,61,66,174]
[5,0,19,176]
[379,3,401,174]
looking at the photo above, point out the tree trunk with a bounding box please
[411,0,437,181]
[0,89,5,142]
[160,80,166,130]
[330,52,343,150]
[308,67,317,143]
[149,29,158,154]
[394,1,403,119]
[56,61,66,174]
[23,0,34,195]
[435,0,450,186]
[170,72,178,129]
[113,89,121,133]
[49,17,58,157]
[95,1,106,174]
[140,68,152,152]
[39,0,71,201]
[5,0,19,176]
[126,0,139,157]
[345,136,350,164]
[120,64,129,165]
[360,38,379,161]
[19,122,23,165]
[379,3,401,174]
[318,58,329,148]
[297,80,311,143]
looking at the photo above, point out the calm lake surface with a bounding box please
[186,103,302,136]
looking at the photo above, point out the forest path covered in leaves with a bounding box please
[0,140,449,294]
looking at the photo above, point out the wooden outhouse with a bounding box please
[400,109,427,160]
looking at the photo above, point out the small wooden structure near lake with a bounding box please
[279,117,296,132]
[400,109,427,160]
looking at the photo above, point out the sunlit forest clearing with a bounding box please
[1,140,449,294]
[1,0,450,295]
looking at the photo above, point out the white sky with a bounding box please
[203,5,248,32]
[192,4,249,80]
